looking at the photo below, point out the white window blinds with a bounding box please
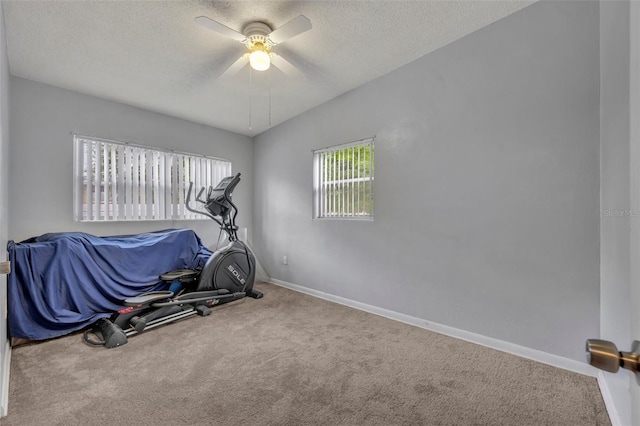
[313,138,374,219]
[73,136,232,222]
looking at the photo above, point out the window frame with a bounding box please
[73,135,232,222]
[312,137,375,220]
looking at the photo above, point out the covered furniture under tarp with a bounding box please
[7,229,211,341]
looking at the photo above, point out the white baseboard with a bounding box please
[596,371,623,426]
[0,340,11,417]
[268,278,597,377]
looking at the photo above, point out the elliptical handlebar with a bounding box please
[185,174,242,242]
[185,182,220,224]
[195,186,206,203]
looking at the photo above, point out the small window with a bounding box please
[73,136,231,221]
[313,138,374,219]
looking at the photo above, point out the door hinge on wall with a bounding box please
[0,261,9,275]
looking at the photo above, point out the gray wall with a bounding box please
[9,77,254,247]
[253,0,600,361]
[0,2,10,416]
[599,1,632,424]
[630,4,640,423]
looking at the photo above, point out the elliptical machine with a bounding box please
[84,173,262,348]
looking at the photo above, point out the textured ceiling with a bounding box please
[2,0,535,137]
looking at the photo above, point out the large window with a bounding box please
[73,136,231,222]
[313,138,374,219]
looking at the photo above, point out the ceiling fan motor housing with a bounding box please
[243,21,274,50]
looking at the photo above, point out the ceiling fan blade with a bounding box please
[268,15,312,45]
[195,16,246,42]
[271,53,303,78]
[208,47,247,79]
[219,54,249,79]
[274,46,335,87]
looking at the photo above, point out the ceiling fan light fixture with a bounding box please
[249,43,271,71]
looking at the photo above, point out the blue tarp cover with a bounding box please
[7,229,211,340]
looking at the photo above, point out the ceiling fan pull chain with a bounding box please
[249,66,252,130]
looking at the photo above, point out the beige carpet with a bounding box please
[2,283,609,425]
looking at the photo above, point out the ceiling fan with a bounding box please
[195,14,312,78]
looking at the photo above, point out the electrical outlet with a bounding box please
[283,255,288,265]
